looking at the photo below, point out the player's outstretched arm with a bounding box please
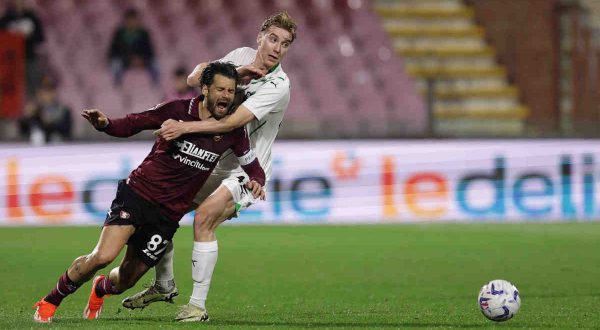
[81,109,109,130]
[154,105,256,141]
[84,103,171,137]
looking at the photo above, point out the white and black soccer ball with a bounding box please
[478,279,521,322]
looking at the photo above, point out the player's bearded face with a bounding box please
[257,26,293,69]
[205,75,236,120]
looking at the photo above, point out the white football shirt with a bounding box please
[214,47,290,181]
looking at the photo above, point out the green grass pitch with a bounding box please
[1,222,599,329]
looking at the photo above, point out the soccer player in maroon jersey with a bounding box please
[122,12,297,321]
[32,62,265,324]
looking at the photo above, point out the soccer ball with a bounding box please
[477,279,521,322]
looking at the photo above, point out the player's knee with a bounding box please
[194,206,219,229]
[193,218,214,238]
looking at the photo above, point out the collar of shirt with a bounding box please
[188,96,201,118]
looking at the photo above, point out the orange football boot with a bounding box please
[33,299,57,323]
[83,275,110,319]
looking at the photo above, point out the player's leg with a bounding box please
[121,242,180,309]
[177,174,258,322]
[69,225,136,283]
[154,241,176,290]
[122,173,224,309]
[174,186,233,322]
[193,184,237,241]
[86,215,178,319]
[84,246,150,319]
[112,246,151,290]
[34,224,134,323]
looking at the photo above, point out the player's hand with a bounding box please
[246,180,266,200]
[237,64,267,84]
[154,119,188,141]
[81,109,109,129]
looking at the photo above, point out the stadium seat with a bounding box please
[35,0,426,139]
[375,0,528,136]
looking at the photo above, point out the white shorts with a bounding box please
[192,170,264,218]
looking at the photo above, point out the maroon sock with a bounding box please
[44,271,79,306]
[95,276,120,297]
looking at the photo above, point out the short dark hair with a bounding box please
[199,62,239,88]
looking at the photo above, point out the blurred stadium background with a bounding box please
[2,0,600,328]
[2,0,600,140]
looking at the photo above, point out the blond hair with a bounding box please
[260,11,297,42]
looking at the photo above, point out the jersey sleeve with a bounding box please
[242,78,290,121]
[231,127,265,186]
[103,102,177,137]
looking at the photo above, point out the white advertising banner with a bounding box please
[0,140,599,226]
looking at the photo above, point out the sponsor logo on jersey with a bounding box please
[172,140,219,170]
[173,154,211,171]
[175,141,219,162]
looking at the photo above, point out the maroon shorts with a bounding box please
[104,180,178,266]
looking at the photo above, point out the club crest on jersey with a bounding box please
[120,210,130,219]
[214,135,222,142]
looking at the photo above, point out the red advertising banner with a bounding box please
[0,31,25,118]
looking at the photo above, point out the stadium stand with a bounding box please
[8,0,597,140]
[464,0,600,137]
[375,0,528,137]
[561,0,600,137]
[10,0,424,140]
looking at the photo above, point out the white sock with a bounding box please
[154,241,175,292]
[189,240,218,310]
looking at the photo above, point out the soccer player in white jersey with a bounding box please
[121,11,297,322]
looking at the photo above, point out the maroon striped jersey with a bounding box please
[101,97,265,222]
